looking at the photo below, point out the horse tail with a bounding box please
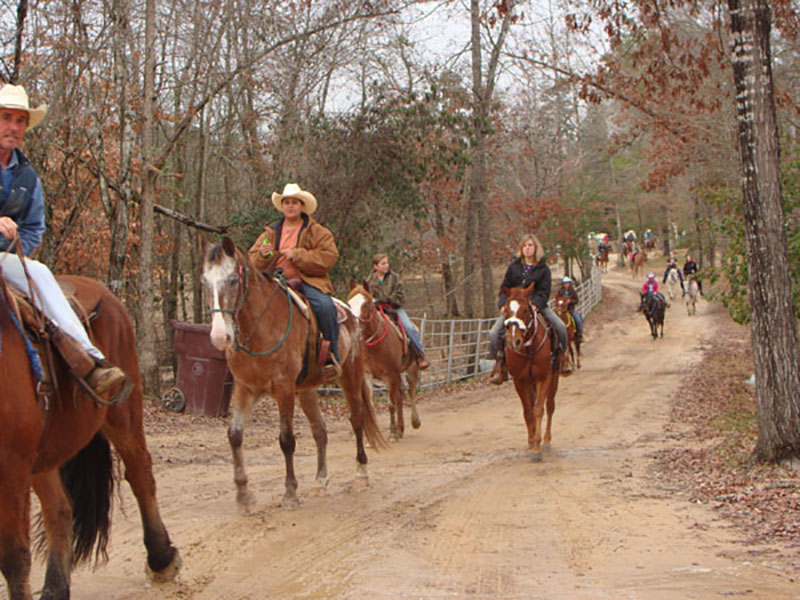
[60,432,114,565]
[360,376,388,450]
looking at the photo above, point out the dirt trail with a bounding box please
[16,263,799,599]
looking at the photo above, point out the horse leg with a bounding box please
[103,416,181,581]
[297,389,328,496]
[227,384,256,513]
[529,379,549,461]
[543,372,558,450]
[0,469,33,600]
[511,378,537,454]
[388,373,405,441]
[406,363,421,430]
[340,363,370,487]
[30,470,72,600]
[275,388,299,508]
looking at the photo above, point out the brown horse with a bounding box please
[0,274,180,600]
[347,283,421,441]
[595,245,609,273]
[500,283,559,461]
[555,295,581,371]
[201,238,385,511]
[630,249,647,278]
[620,240,634,264]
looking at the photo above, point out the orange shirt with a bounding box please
[276,224,301,279]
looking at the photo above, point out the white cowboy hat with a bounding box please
[271,183,317,215]
[0,84,47,129]
[647,273,655,278]
[562,276,572,283]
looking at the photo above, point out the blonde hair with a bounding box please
[517,233,543,264]
[371,253,388,268]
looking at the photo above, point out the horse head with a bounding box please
[347,282,375,323]
[501,282,536,352]
[555,294,570,316]
[201,237,246,351]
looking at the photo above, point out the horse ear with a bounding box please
[523,281,536,296]
[363,280,370,293]
[222,237,236,257]
[349,279,356,290]
[500,285,510,300]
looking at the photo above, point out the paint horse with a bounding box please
[500,283,560,461]
[201,237,385,511]
[0,274,180,600]
[347,282,421,441]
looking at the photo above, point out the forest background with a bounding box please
[1,0,798,424]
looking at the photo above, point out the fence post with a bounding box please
[446,319,456,385]
[474,318,483,374]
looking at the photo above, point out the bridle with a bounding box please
[504,300,548,357]
[207,259,294,357]
[358,296,390,346]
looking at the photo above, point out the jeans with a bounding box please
[0,252,105,361]
[488,306,568,359]
[396,307,425,357]
[301,282,339,360]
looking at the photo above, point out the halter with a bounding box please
[209,262,294,357]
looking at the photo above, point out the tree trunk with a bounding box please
[136,0,160,399]
[728,0,800,464]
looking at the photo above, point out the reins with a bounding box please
[209,262,294,357]
[360,301,390,346]
[505,303,548,358]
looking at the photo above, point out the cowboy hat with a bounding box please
[0,84,47,129]
[271,183,317,215]
[562,276,572,283]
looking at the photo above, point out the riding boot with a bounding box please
[489,354,507,385]
[559,349,573,376]
[48,323,127,396]
[416,355,430,370]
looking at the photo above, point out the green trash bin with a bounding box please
[166,320,233,416]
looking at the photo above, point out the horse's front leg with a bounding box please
[529,380,548,461]
[511,378,537,452]
[31,470,71,600]
[227,383,257,513]
[297,389,328,496]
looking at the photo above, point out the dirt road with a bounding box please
[20,264,799,599]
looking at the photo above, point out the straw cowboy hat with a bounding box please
[0,84,47,129]
[271,183,317,215]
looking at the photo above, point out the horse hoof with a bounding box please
[530,451,543,463]
[236,490,255,514]
[412,415,421,429]
[311,478,329,497]
[282,493,300,509]
[146,550,182,583]
[354,464,370,489]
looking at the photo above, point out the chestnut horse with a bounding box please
[555,295,581,371]
[347,283,421,441]
[201,238,385,511]
[630,249,647,279]
[500,283,560,461]
[595,244,609,273]
[0,274,180,600]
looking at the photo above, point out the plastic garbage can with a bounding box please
[167,320,233,416]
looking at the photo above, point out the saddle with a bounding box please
[281,277,351,384]
[375,303,411,356]
[0,276,99,406]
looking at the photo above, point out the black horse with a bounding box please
[639,292,665,339]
